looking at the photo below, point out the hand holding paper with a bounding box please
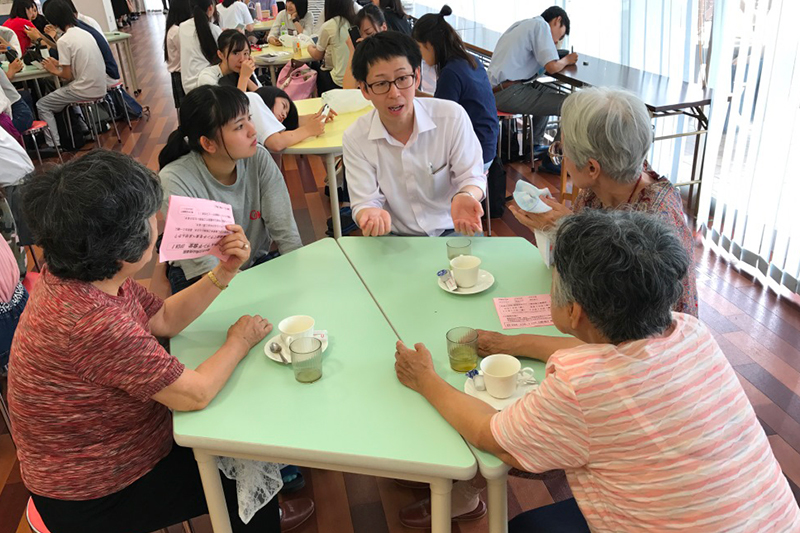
[160,196,239,263]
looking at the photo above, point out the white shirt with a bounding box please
[179,18,222,92]
[343,98,486,236]
[58,26,107,99]
[487,16,559,87]
[316,16,350,87]
[217,2,254,30]
[196,64,262,89]
[0,27,21,56]
[0,69,21,106]
[0,126,33,187]
[313,2,361,34]
[77,14,105,37]
[246,93,285,145]
[166,24,181,73]
[268,10,315,38]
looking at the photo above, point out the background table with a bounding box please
[286,97,373,238]
[337,236,567,533]
[252,43,312,86]
[104,31,140,95]
[1,62,58,98]
[172,238,477,533]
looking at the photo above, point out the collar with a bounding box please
[367,99,437,145]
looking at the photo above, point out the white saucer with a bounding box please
[463,376,537,410]
[264,331,328,364]
[438,270,495,295]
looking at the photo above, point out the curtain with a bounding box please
[696,0,800,294]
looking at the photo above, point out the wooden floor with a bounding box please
[1,11,800,533]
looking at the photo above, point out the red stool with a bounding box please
[23,121,63,166]
[26,498,50,533]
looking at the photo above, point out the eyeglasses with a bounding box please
[548,141,564,165]
[365,73,416,95]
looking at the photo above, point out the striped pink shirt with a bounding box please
[491,313,800,532]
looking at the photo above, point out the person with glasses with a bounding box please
[342,31,486,237]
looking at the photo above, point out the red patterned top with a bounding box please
[573,167,698,317]
[8,268,185,500]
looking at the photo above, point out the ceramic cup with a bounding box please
[278,315,315,348]
[474,354,536,399]
[449,255,481,288]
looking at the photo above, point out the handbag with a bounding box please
[276,60,317,101]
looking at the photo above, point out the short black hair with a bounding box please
[351,30,421,83]
[9,0,35,20]
[552,210,689,344]
[541,6,570,35]
[42,0,77,31]
[22,150,163,282]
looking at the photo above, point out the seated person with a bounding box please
[412,6,498,173]
[36,0,107,149]
[0,66,34,134]
[394,209,800,533]
[267,0,315,45]
[159,85,303,294]
[0,195,27,376]
[307,0,356,93]
[343,31,486,236]
[217,0,255,31]
[3,0,37,52]
[250,86,330,152]
[341,4,386,89]
[9,149,312,533]
[506,87,698,319]
[180,0,221,93]
[64,0,121,82]
[488,6,578,153]
[372,0,409,34]
[197,29,260,91]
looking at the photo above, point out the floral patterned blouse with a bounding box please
[573,166,699,317]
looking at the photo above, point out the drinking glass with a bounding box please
[446,237,472,260]
[290,337,323,383]
[446,327,478,372]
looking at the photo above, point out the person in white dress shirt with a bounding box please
[342,31,486,237]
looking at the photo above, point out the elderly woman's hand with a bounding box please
[509,197,572,232]
[217,224,251,276]
[227,315,273,352]
[394,341,438,394]
[477,329,509,357]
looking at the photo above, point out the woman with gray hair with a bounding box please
[395,210,800,532]
[6,150,293,532]
[509,86,697,318]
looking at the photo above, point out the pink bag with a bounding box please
[277,60,317,101]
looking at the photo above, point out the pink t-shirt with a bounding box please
[0,237,19,302]
[491,313,800,532]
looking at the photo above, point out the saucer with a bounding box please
[438,270,495,295]
[264,330,328,364]
[463,376,537,410]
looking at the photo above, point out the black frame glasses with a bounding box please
[365,72,417,95]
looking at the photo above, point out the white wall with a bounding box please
[74,0,116,32]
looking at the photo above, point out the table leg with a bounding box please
[124,40,141,94]
[326,154,342,238]
[486,474,509,533]
[114,42,130,92]
[193,450,233,533]
[429,477,453,533]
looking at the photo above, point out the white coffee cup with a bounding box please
[449,255,481,288]
[278,315,315,347]
[474,354,536,399]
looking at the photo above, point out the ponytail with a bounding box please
[159,85,250,169]
[191,0,219,65]
[411,5,476,75]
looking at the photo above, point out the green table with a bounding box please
[172,238,477,533]
[1,61,59,99]
[337,236,566,533]
[104,31,139,95]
